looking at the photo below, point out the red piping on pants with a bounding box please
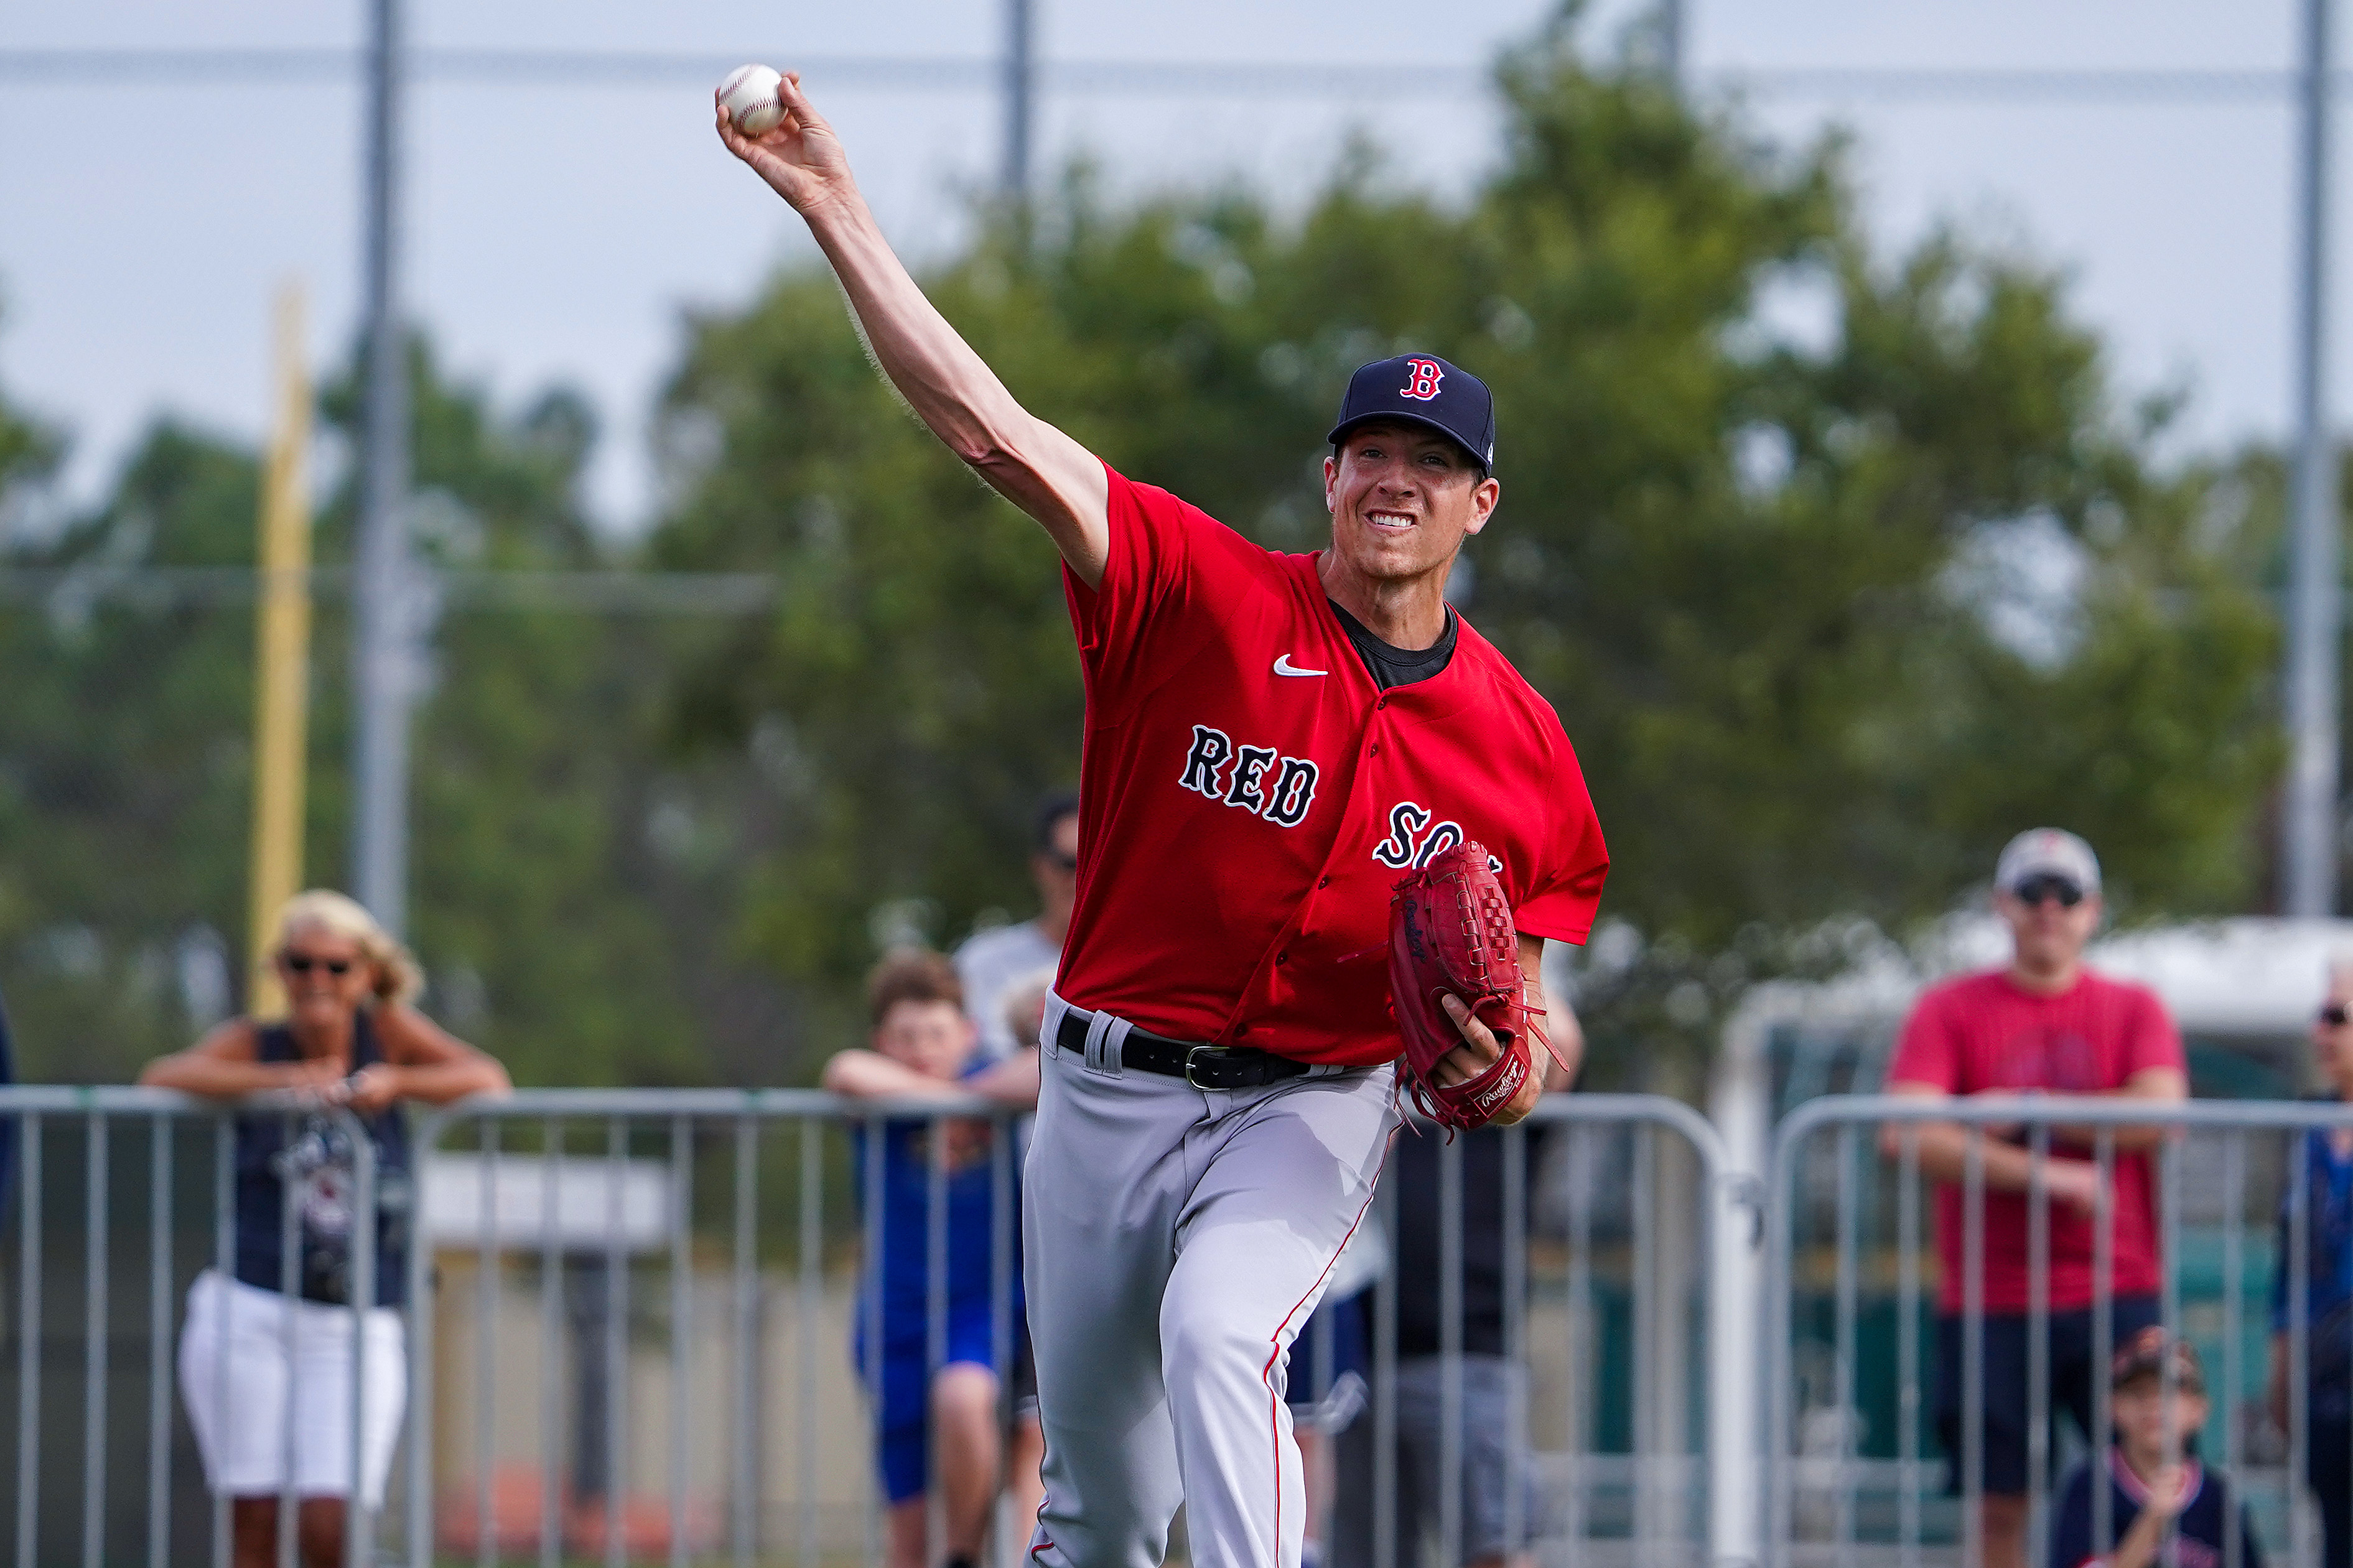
[1256,1123,1400,1563]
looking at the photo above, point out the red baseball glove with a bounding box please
[1387,839,1555,1130]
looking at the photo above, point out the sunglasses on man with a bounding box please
[281,953,353,977]
[2010,874,2085,908]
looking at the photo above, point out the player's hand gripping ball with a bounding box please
[717,63,788,137]
[1387,840,1558,1131]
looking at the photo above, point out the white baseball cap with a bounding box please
[1994,827,2102,897]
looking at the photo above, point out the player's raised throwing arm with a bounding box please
[715,72,1111,587]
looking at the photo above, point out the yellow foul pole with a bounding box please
[246,282,313,1019]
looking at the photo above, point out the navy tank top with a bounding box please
[231,1010,414,1307]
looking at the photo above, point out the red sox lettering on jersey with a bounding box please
[1176,724,1318,827]
[1055,465,1609,1069]
[1368,800,1511,874]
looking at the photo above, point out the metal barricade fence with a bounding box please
[403,1090,1756,1568]
[0,1085,1756,1567]
[1356,1095,1761,1568]
[0,1085,381,1568]
[1766,1095,2353,1568]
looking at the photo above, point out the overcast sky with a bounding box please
[0,0,2322,536]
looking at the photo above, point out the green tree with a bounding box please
[653,21,2279,1076]
[0,336,790,1085]
[0,421,258,1077]
[334,350,725,1088]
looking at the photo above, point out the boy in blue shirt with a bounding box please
[2050,1330,2263,1568]
[824,952,1040,1568]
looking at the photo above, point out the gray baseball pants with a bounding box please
[1023,991,1398,1568]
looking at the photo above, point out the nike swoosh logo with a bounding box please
[1272,654,1328,677]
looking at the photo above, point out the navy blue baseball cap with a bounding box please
[1326,353,1496,474]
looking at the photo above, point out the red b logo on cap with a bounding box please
[1399,359,1444,401]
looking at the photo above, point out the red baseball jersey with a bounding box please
[1886,968,2185,1311]
[1053,464,1610,1068]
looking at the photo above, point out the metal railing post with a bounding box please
[603,1117,627,1568]
[1501,1123,1527,1566]
[798,1116,821,1568]
[475,1121,500,1568]
[1438,1128,1463,1567]
[537,1116,561,1568]
[1896,1126,1921,1568]
[276,1111,299,1568]
[1371,1169,1397,1568]
[1832,1122,1858,1568]
[345,1110,378,1567]
[82,1111,110,1568]
[732,1113,760,1568]
[15,1113,42,1568]
[212,1121,233,1568]
[404,1106,448,1568]
[146,1115,172,1568]
[668,1114,692,1568]
[2221,1132,2245,1568]
[1567,1121,1593,1559]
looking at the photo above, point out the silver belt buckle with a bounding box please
[1184,1046,1223,1091]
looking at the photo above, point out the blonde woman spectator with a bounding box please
[141,891,509,1567]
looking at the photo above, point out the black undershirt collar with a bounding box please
[1327,600,1458,692]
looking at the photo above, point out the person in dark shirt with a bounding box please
[2268,960,2353,1568]
[2049,1330,2263,1568]
[1330,1003,1580,1568]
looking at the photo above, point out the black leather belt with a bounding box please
[1052,1008,1314,1091]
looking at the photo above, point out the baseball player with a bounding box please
[717,75,1609,1568]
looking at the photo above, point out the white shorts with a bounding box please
[176,1269,406,1506]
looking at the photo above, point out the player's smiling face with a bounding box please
[1323,422,1501,583]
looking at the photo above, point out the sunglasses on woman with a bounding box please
[282,953,353,977]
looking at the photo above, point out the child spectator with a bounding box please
[822,951,1037,1568]
[2050,1330,2264,1568]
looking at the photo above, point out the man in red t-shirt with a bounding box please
[716,80,1608,1568]
[1882,828,2188,1568]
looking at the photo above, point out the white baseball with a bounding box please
[718,63,787,137]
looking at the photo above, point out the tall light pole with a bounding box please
[2286,0,2342,918]
[1003,0,1034,198]
[1659,0,1685,88]
[353,0,415,935]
